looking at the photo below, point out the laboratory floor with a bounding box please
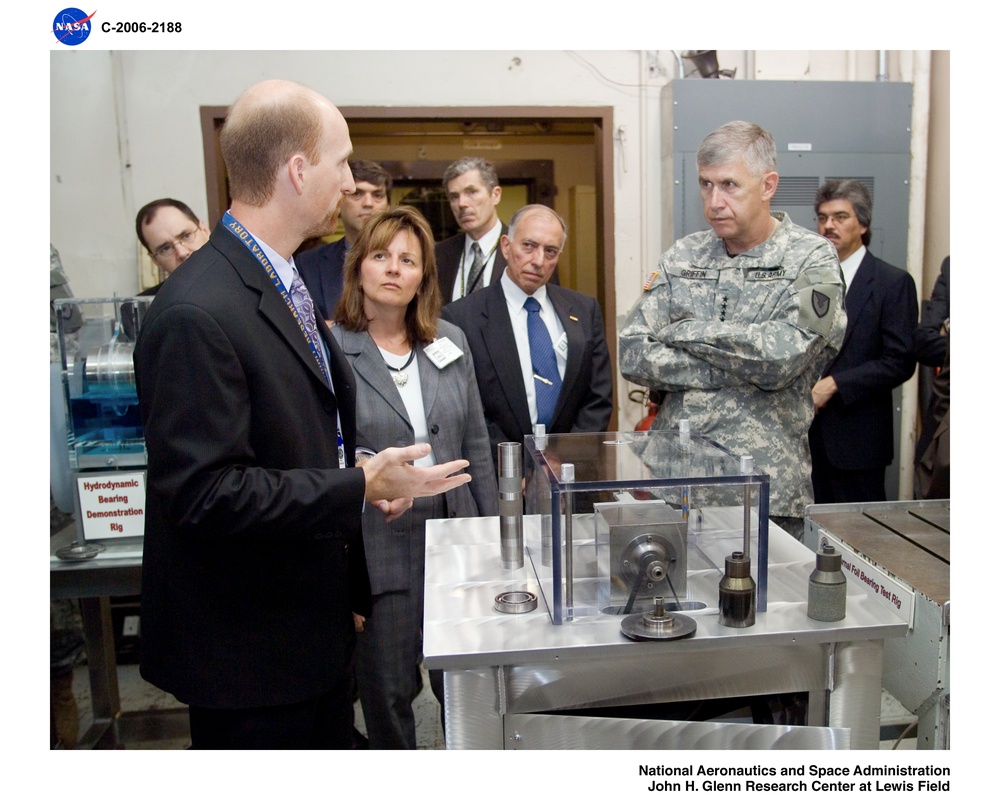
[52,502,448,751]
[67,661,447,750]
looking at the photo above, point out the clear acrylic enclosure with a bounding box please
[523,429,769,624]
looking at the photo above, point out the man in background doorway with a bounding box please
[298,160,392,320]
[913,254,950,499]
[135,198,210,294]
[435,157,508,303]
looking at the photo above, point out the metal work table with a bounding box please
[423,511,908,750]
[806,500,950,749]
[50,526,149,748]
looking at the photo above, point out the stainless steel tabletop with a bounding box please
[423,510,908,671]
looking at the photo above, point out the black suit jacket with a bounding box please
[435,226,510,303]
[296,237,348,321]
[914,255,950,368]
[441,279,613,455]
[134,222,371,709]
[809,250,918,471]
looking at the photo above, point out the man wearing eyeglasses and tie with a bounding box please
[135,198,211,294]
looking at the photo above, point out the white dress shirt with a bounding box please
[451,218,503,301]
[378,345,435,467]
[840,244,866,295]
[230,215,343,465]
[500,270,567,427]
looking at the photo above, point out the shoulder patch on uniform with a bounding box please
[642,271,659,291]
[812,290,831,318]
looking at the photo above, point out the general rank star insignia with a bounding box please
[812,290,831,318]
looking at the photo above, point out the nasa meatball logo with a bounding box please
[52,8,95,45]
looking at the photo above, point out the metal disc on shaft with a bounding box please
[55,543,105,561]
[621,606,697,641]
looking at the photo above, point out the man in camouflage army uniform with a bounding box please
[619,121,846,536]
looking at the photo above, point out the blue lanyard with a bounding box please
[222,213,345,468]
[222,212,332,389]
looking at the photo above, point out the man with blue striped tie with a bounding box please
[442,204,613,456]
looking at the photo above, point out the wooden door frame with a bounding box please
[200,104,617,428]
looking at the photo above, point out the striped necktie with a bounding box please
[466,242,486,295]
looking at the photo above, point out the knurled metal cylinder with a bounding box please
[808,544,846,621]
[719,550,756,628]
[498,442,523,569]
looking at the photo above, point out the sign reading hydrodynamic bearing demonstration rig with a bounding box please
[77,471,146,540]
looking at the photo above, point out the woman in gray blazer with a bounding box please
[329,206,497,749]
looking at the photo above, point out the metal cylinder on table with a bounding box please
[719,550,756,628]
[498,442,523,569]
[807,544,847,621]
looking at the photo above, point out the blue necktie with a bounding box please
[524,296,562,428]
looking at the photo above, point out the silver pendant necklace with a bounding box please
[385,349,415,387]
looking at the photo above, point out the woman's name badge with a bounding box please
[424,337,463,369]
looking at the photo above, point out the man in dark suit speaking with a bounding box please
[809,179,918,503]
[442,204,612,454]
[134,80,471,749]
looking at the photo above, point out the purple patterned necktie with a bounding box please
[288,272,331,389]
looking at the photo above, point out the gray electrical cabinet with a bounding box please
[663,79,912,266]
[661,79,913,497]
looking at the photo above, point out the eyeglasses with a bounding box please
[816,212,854,225]
[152,228,200,261]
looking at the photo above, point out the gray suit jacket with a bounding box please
[331,320,498,594]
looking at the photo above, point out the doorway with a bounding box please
[200,105,618,425]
